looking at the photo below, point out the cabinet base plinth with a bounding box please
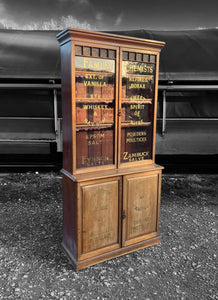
[62,236,161,271]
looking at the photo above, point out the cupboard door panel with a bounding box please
[78,178,121,260]
[123,172,160,246]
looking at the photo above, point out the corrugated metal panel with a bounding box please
[1,28,218,81]
[0,29,60,79]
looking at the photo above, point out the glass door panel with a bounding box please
[121,51,156,164]
[75,48,116,169]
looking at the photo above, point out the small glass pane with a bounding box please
[143,54,149,62]
[136,53,143,62]
[92,48,100,57]
[108,50,116,59]
[84,47,91,56]
[150,55,156,63]
[129,52,136,61]
[100,49,108,58]
[75,46,82,55]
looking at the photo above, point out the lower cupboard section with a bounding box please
[62,167,162,270]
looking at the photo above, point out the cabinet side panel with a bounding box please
[60,42,73,173]
[156,171,162,233]
[62,174,77,260]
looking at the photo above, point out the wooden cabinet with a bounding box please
[57,28,165,270]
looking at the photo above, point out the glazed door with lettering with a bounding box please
[74,44,119,173]
[119,49,158,167]
[78,177,122,260]
[122,171,161,247]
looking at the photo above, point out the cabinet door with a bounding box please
[78,177,121,260]
[74,45,118,173]
[119,49,157,167]
[122,171,161,247]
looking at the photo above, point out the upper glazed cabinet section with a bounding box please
[57,29,164,174]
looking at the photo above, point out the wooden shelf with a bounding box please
[76,98,114,103]
[122,99,152,104]
[76,123,114,131]
[121,121,151,128]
